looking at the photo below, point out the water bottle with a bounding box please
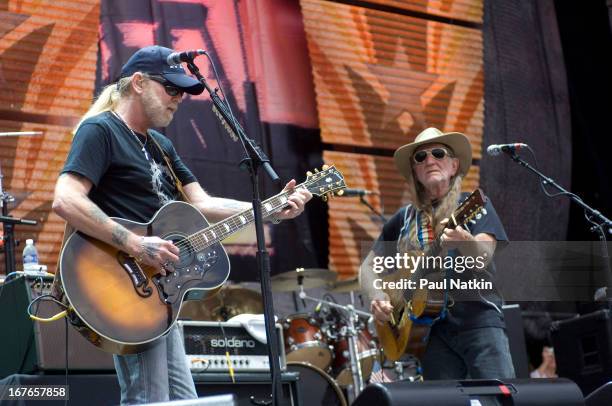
[22,238,39,272]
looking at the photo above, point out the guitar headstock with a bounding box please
[449,188,487,228]
[303,165,347,200]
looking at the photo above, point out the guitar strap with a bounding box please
[147,130,192,204]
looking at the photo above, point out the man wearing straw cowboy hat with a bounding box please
[361,127,515,379]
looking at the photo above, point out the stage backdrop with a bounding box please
[481,0,571,241]
[1,0,489,280]
[0,0,100,274]
[1,0,573,283]
[300,0,486,278]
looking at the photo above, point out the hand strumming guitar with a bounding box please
[129,235,179,276]
[371,292,393,325]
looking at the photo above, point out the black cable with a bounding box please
[64,316,69,406]
[26,294,68,319]
[524,146,608,242]
[516,147,610,301]
[201,52,251,159]
[524,146,578,200]
[202,52,241,138]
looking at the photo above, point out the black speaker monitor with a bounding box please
[551,310,612,396]
[352,379,585,406]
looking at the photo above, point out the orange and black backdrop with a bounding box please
[0,0,574,279]
[0,0,485,278]
[301,0,485,278]
[0,0,100,274]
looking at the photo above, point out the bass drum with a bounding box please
[283,314,332,370]
[332,328,379,386]
[286,361,347,406]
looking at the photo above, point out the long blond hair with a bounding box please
[73,76,133,133]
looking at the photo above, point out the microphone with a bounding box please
[486,143,528,156]
[166,49,206,65]
[339,188,378,197]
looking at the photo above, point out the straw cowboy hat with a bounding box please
[393,127,472,183]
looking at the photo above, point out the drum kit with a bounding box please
[180,267,407,403]
[272,267,378,401]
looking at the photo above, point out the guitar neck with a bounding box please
[187,188,297,251]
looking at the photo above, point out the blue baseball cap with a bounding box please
[119,45,204,95]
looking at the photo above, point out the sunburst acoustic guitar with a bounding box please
[57,166,346,354]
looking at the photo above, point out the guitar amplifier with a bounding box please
[0,275,114,377]
[177,319,286,373]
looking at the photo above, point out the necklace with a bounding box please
[111,110,150,161]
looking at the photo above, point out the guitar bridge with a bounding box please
[116,252,153,298]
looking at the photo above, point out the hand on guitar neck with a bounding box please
[439,218,496,265]
[271,179,312,221]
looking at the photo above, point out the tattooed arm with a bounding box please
[182,182,251,224]
[52,173,178,271]
[183,180,312,224]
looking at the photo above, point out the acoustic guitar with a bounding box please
[376,189,486,361]
[58,165,346,354]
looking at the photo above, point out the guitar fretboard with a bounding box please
[185,190,293,252]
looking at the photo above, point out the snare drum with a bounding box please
[286,361,347,406]
[332,328,379,386]
[283,314,333,370]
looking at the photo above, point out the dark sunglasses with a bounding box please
[413,147,452,163]
[147,75,184,97]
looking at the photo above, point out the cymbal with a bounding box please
[330,277,361,293]
[179,285,263,321]
[271,268,337,291]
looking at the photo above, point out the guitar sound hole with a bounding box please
[164,234,193,269]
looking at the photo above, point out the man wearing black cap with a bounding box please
[52,45,312,404]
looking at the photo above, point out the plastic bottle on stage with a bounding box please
[22,239,39,272]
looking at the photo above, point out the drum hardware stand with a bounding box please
[298,286,372,399]
[0,159,37,274]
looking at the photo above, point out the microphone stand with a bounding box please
[359,195,387,223]
[1,161,37,274]
[185,60,283,405]
[505,151,612,300]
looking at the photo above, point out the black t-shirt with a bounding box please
[61,111,197,222]
[374,193,509,330]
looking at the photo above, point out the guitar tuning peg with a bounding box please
[336,190,344,196]
[314,168,319,173]
[322,164,329,170]
[307,171,313,177]
[322,195,328,202]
